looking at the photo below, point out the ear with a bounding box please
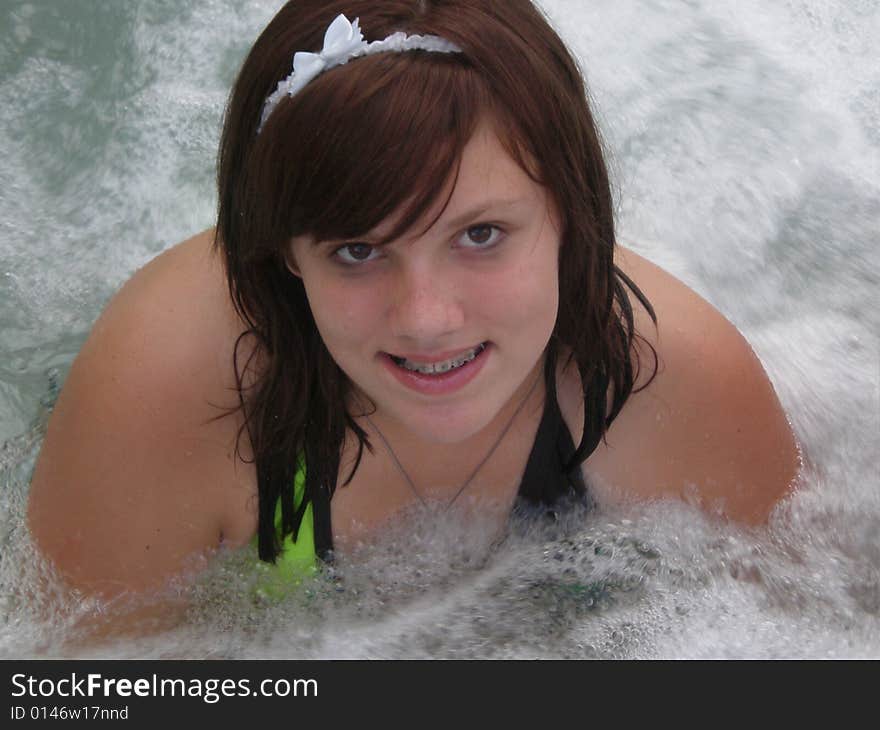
[283,242,302,278]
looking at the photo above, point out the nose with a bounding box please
[387,260,465,343]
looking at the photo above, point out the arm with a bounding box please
[582,246,801,524]
[27,232,254,641]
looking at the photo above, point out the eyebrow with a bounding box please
[438,197,529,233]
[319,197,530,247]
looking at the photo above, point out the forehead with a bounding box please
[368,118,549,241]
[455,121,540,198]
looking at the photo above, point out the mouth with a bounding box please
[381,342,492,395]
[387,342,489,375]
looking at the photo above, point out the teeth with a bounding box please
[394,343,486,374]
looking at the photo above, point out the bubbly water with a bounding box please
[0,0,877,658]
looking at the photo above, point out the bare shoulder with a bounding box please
[27,229,259,599]
[558,245,800,524]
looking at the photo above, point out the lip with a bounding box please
[381,342,491,396]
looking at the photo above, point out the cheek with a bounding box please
[304,276,381,353]
[475,247,559,337]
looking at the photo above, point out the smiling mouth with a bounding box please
[387,343,489,375]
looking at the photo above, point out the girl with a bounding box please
[27,0,799,622]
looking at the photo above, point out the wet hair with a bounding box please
[214,0,658,563]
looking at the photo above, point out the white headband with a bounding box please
[259,13,463,132]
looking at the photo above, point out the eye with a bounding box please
[457,224,503,250]
[333,243,381,266]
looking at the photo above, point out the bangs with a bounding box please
[252,52,510,246]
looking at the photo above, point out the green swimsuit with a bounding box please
[251,459,318,598]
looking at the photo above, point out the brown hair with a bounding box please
[214,0,657,563]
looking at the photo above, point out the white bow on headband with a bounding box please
[259,13,462,132]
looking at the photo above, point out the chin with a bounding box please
[399,400,502,445]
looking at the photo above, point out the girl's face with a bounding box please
[289,120,561,444]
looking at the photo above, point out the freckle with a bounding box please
[145,545,150,550]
